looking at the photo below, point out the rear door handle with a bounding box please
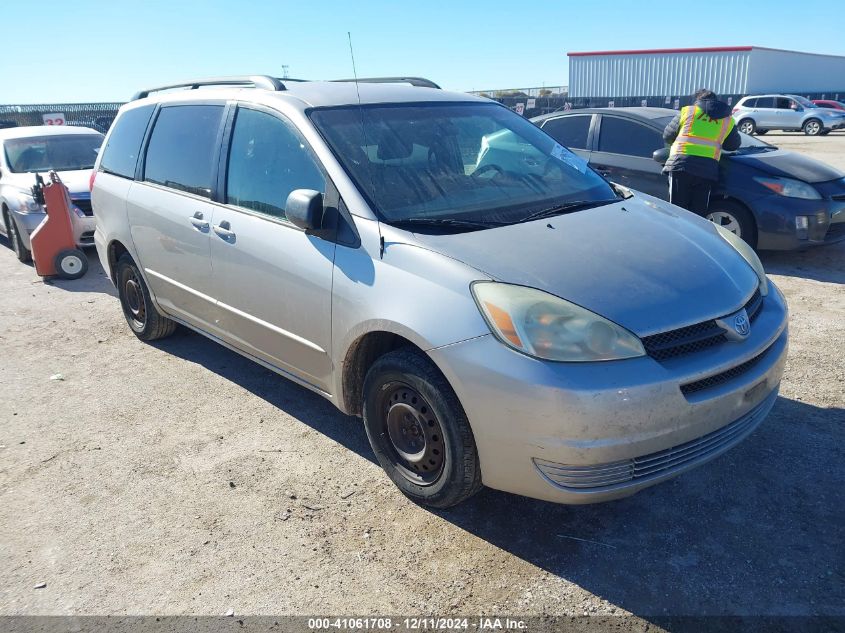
[213,220,236,241]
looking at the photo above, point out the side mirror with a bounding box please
[652,147,670,164]
[286,189,323,231]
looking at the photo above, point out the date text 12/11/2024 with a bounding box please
[307,617,528,630]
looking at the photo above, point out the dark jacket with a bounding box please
[662,98,741,182]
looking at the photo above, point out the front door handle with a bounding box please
[189,211,209,231]
[213,220,236,241]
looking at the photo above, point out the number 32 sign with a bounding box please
[42,113,66,125]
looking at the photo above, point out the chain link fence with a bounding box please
[0,103,125,133]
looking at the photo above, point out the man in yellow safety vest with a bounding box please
[662,89,741,214]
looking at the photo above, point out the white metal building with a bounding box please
[568,46,845,99]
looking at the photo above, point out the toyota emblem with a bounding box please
[734,313,750,337]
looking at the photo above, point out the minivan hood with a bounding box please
[730,148,844,184]
[2,169,92,196]
[400,198,759,336]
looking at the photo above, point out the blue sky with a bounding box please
[2,0,843,103]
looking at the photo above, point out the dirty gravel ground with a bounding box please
[0,134,843,624]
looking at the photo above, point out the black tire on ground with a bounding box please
[737,118,756,135]
[755,129,768,135]
[362,348,483,508]
[7,213,32,263]
[706,200,758,249]
[53,248,88,280]
[115,253,177,341]
[803,118,823,136]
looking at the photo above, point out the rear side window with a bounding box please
[755,97,774,108]
[99,105,154,179]
[742,98,757,108]
[226,107,324,220]
[144,105,224,198]
[597,117,662,158]
[541,115,591,149]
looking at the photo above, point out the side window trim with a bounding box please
[139,100,230,199]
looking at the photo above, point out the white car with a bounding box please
[0,126,103,263]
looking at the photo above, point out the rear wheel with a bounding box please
[802,118,823,136]
[737,118,756,135]
[706,200,757,249]
[7,214,32,263]
[116,253,177,340]
[362,348,482,508]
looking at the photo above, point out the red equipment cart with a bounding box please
[29,171,89,280]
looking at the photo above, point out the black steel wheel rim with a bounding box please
[379,382,445,485]
[123,269,146,328]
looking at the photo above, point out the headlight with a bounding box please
[13,194,42,213]
[471,282,645,362]
[754,176,820,200]
[713,223,768,296]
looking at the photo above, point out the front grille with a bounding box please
[534,390,776,491]
[79,231,95,244]
[642,289,762,362]
[825,222,845,242]
[71,198,93,216]
[680,343,771,396]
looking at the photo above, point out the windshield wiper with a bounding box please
[390,217,505,231]
[518,198,618,224]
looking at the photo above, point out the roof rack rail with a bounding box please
[332,76,441,89]
[132,75,285,100]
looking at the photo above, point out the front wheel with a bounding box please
[362,348,482,508]
[803,118,823,136]
[737,118,756,135]
[7,215,32,263]
[706,201,757,249]
[116,253,177,341]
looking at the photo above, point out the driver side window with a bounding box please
[226,108,325,220]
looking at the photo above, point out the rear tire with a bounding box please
[53,248,88,280]
[362,348,482,508]
[737,118,756,135]
[7,214,32,263]
[706,200,757,249]
[803,118,823,136]
[116,253,177,341]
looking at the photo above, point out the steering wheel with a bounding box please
[471,164,505,179]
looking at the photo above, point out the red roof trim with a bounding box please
[568,46,753,57]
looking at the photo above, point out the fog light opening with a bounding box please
[795,216,810,240]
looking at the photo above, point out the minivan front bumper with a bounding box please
[429,282,788,504]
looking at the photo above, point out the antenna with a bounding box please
[348,31,384,259]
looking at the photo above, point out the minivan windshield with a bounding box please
[310,103,616,229]
[3,134,103,173]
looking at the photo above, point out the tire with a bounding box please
[115,253,177,341]
[7,213,32,263]
[53,248,88,280]
[802,118,823,136]
[755,129,768,135]
[706,200,757,249]
[362,348,482,508]
[737,118,756,135]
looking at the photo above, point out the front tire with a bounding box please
[116,253,177,341]
[362,348,482,508]
[803,118,823,136]
[737,118,756,135]
[706,201,757,249]
[7,214,32,263]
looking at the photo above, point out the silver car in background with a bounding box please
[0,126,103,263]
[92,76,788,508]
[732,94,845,136]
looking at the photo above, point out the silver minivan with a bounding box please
[92,76,788,508]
